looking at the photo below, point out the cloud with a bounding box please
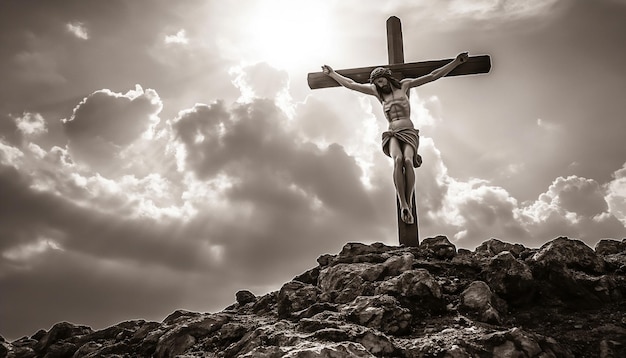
[13,112,47,137]
[230,62,290,102]
[165,29,189,45]
[66,21,89,40]
[412,139,626,248]
[606,163,626,226]
[62,85,163,175]
[448,0,561,20]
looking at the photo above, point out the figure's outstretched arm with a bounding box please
[322,65,377,96]
[401,52,469,89]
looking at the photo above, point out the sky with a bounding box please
[1,0,625,340]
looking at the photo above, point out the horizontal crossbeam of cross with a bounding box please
[307,55,491,89]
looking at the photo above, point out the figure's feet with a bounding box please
[401,207,414,225]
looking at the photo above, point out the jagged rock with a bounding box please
[459,281,505,324]
[531,236,605,274]
[277,281,320,318]
[30,330,46,341]
[129,321,161,343]
[154,331,195,358]
[421,235,457,259]
[89,319,144,341]
[604,252,626,273]
[299,311,343,333]
[484,251,535,303]
[376,269,441,299]
[0,343,7,358]
[72,341,101,357]
[376,269,446,316]
[34,322,92,353]
[343,295,412,336]
[293,266,320,285]
[316,253,335,267]
[476,238,526,258]
[318,263,372,303]
[235,290,257,305]
[252,291,278,315]
[43,341,78,358]
[292,302,338,320]
[595,238,626,255]
[283,342,375,357]
[322,241,404,269]
[381,252,415,276]
[162,310,201,325]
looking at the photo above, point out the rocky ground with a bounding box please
[2,236,625,357]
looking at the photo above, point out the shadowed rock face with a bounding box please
[2,236,626,357]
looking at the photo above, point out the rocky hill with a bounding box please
[2,236,626,358]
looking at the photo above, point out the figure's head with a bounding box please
[369,67,401,97]
[369,67,392,84]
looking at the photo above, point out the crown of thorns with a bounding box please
[369,67,392,82]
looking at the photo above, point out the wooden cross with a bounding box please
[308,16,491,247]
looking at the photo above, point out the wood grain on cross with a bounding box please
[308,16,491,246]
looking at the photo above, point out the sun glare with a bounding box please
[244,0,333,69]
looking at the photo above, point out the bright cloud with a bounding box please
[13,112,47,137]
[606,163,626,226]
[165,29,189,45]
[448,0,561,19]
[66,21,89,40]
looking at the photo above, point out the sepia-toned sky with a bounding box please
[1,0,625,340]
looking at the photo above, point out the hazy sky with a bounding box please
[1,0,625,339]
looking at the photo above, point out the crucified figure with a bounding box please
[322,52,469,224]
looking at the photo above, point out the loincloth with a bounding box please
[381,127,422,168]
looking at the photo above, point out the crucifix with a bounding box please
[308,16,491,247]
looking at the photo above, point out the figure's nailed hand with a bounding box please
[456,52,469,64]
[321,65,333,75]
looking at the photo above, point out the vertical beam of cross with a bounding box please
[386,17,419,247]
[387,16,404,65]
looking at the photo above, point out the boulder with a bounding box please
[343,295,412,336]
[595,239,626,255]
[282,342,375,357]
[154,332,195,358]
[318,263,373,303]
[375,269,445,315]
[236,290,257,305]
[34,322,92,353]
[530,237,605,274]
[421,235,457,259]
[381,252,415,276]
[475,238,526,257]
[277,281,320,318]
[484,251,535,304]
[459,281,505,324]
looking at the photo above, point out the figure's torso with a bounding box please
[381,88,413,129]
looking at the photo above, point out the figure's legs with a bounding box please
[389,138,411,224]
[402,145,416,224]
